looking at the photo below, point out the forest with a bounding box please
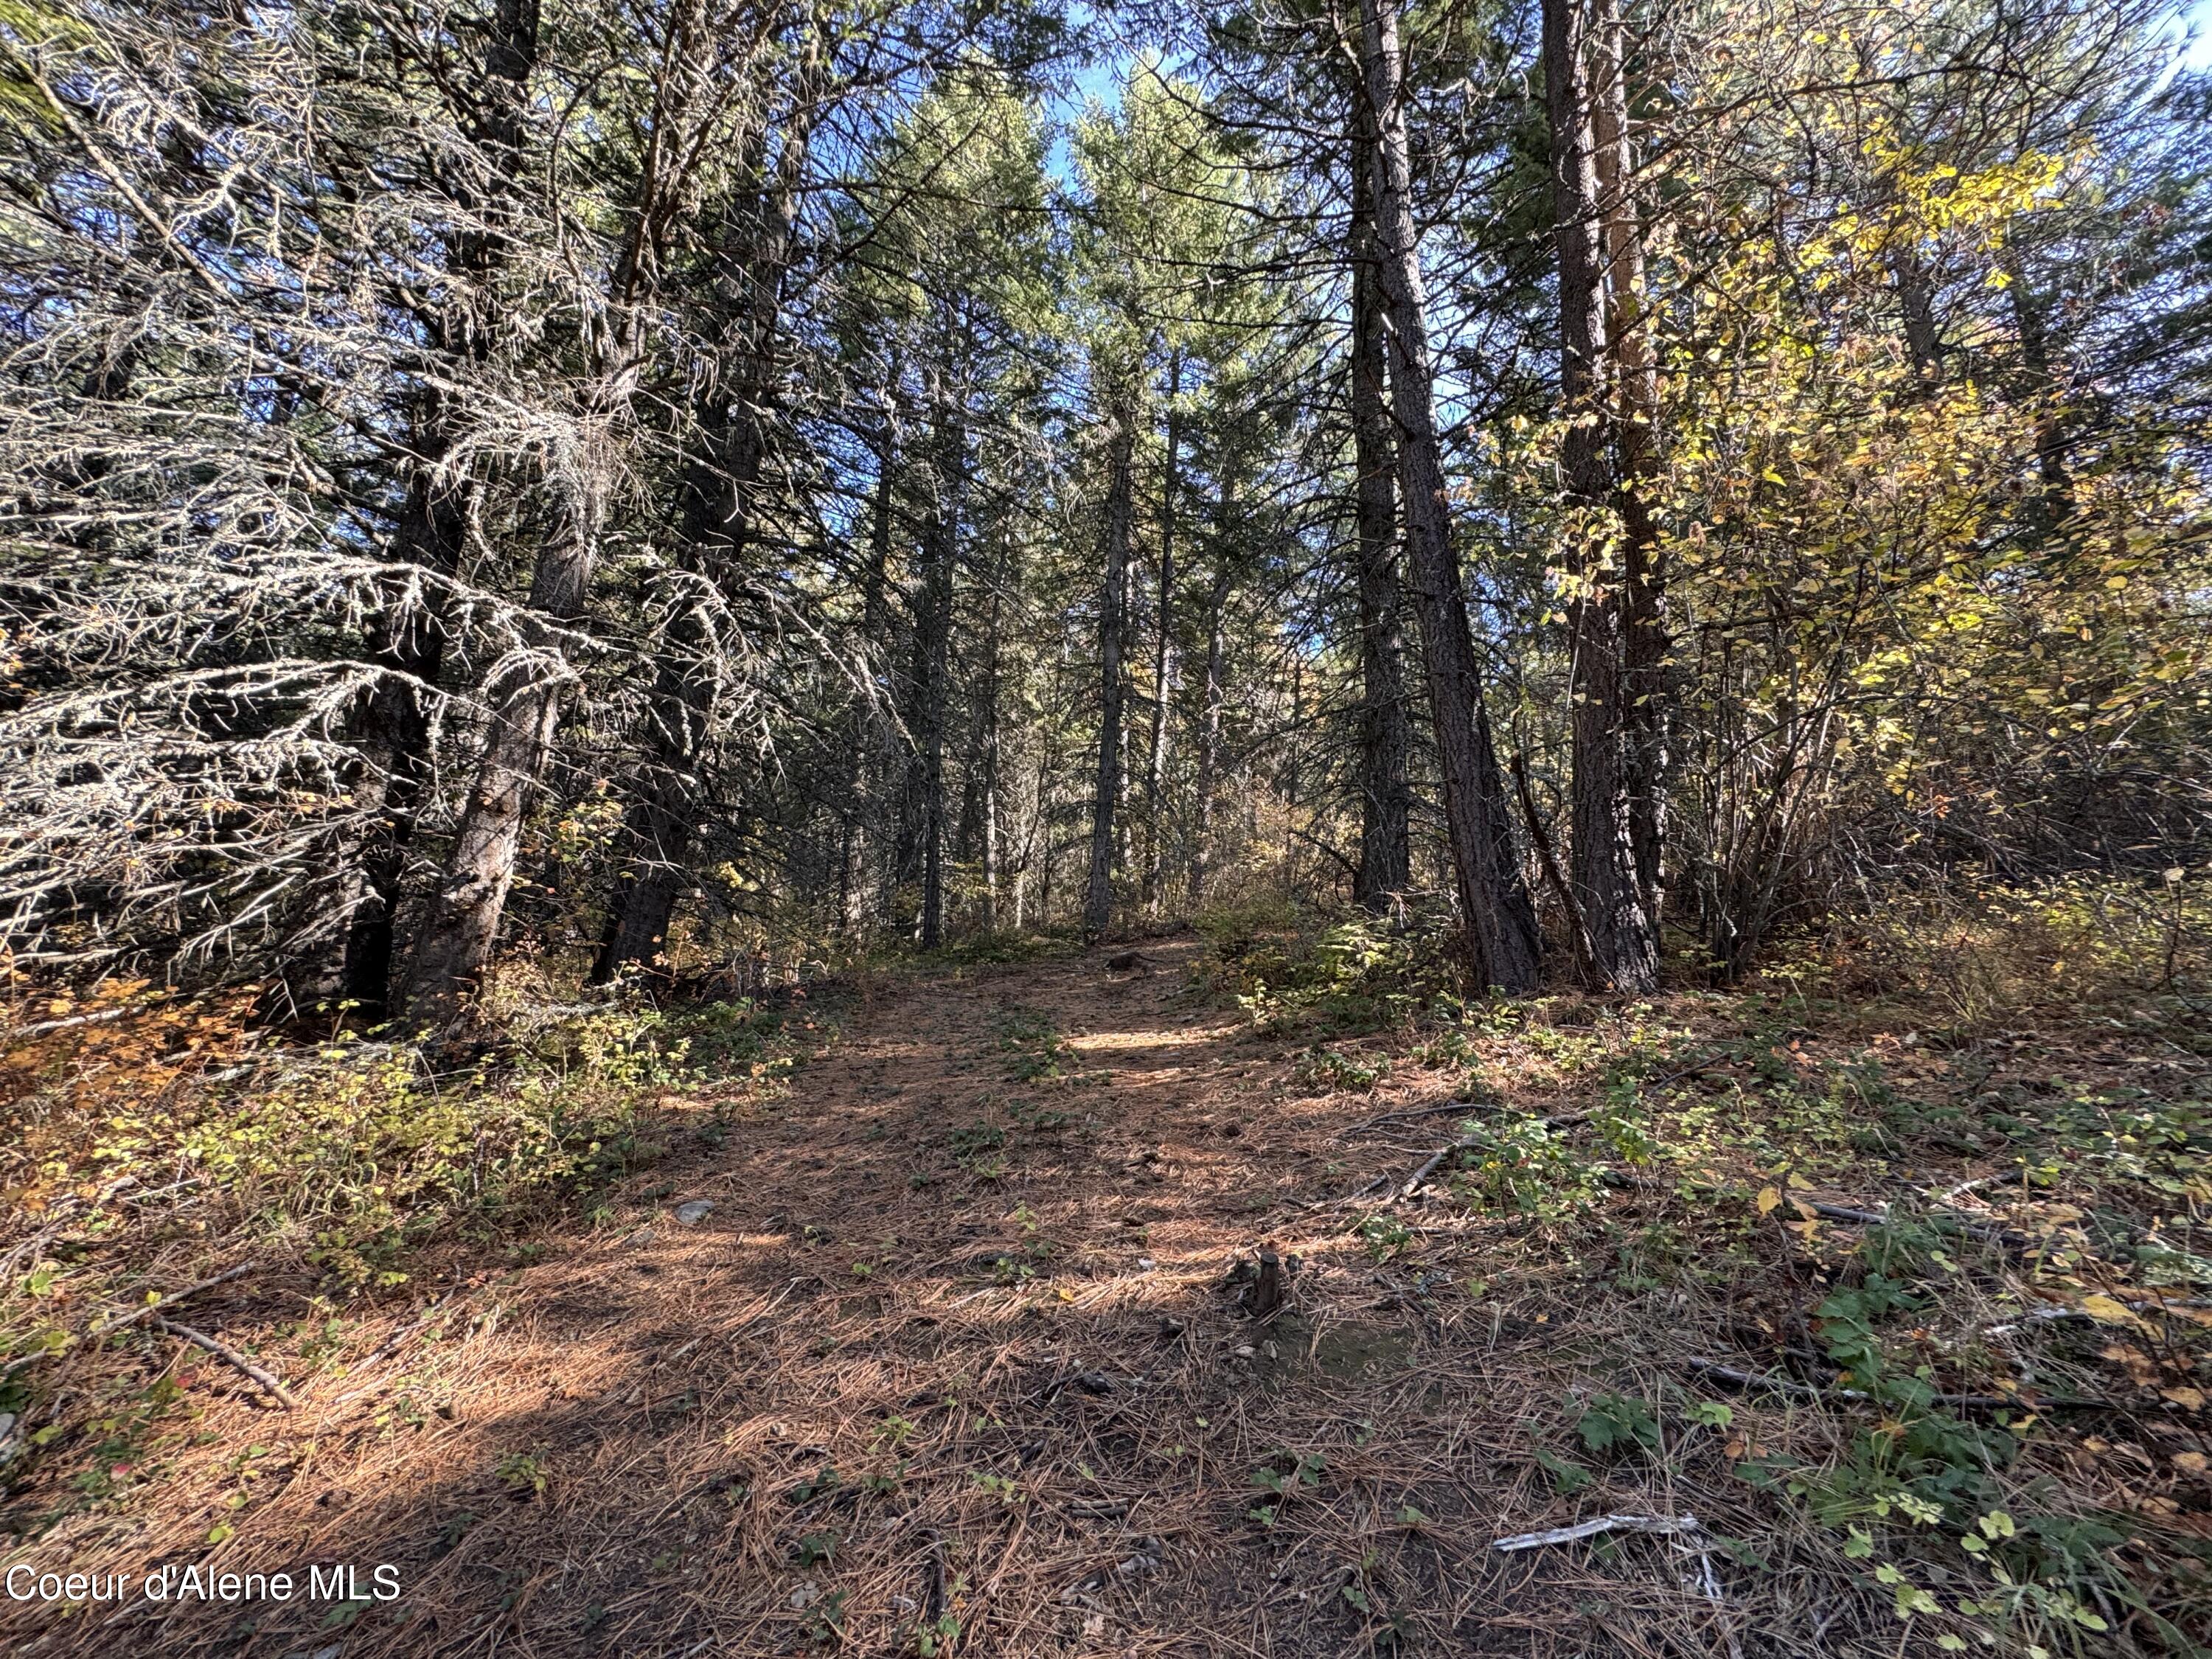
[1,0,2209,1652]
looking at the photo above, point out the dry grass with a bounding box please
[0,936,2205,1657]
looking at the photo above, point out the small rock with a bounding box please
[673,1200,715,1225]
[789,1584,819,1610]
[1231,1343,1256,1359]
[1135,1256,1157,1271]
[622,1226,656,1248]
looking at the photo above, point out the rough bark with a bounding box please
[902,370,964,949]
[1545,0,1658,993]
[340,414,471,1015]
[1348,114,1412,914]
[1083,400,1136,942]
[1188,470,1235,908]
[1356,0,1540,992]
[402,440,613,1022]
[2000,246,2077,542]
[593,69,815,981]
[340,0,539,1014]
[1588,0,1669,930]
[962,569,1004,931]
[1142,354,1180,916]
[859,383,904,930]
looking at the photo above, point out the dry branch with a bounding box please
[1686,1356,2010,1411]
[1492,1512,1704,1551]
[86,1262,260,1341]
[154,1317,295,1408]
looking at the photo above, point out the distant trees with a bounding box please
[0,0,2204,1013]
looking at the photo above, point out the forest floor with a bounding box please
[3,932,2208,1658]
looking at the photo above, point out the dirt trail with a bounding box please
[10,942,1756,1658]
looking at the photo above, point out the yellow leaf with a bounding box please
[1756,1186,1781,1216]
[2176,1451,2208,1474]
[2162,1387,2205,1412]
[2079,1293,2142,1327]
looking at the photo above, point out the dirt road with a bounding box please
[10,942,1761,1658]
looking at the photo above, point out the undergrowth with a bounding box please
[0,977,830,1523]
[1194,880,2212,1655]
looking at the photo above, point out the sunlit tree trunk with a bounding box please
[905,365,964,948]
[1143,352,1180,915]
[1589,0,1669,933]
[1083,398,1136,941]
[1348,116,1411,914]
[1545,0,1657,992]
[1357,0,1540,992]
[403,386,623,1021]
[1189,468,1234,908]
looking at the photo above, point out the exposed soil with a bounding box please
[0,940,2166,1657]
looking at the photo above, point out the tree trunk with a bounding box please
[860,383,904,930]
[1189,469,1234,908]
[341,417,470,1015]
[1348,115,1412,914]
[975,576,1003,931]
[1545,0,1657,993]
[1142,352,1180,915]
[340,0,538,1015]
[1356,0,1540,993]
[1590,0,1669,931]
[593,71,815,981]
[1083,399,1136,942]
[403,447,611,1022]
[902,366,964,949]
[2000,246,2076,542]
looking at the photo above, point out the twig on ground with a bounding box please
[1983,1296,2211,1337]
[1492,1512,1704,1551]
[919,1526,949,1629]
[1686,1356,2011,1410]
[1343,1101,1475,1135]
[1941,1172,2014,1205]
[1798,1197,2025,1249]
[1058,1536,1164,1601]
[154,1317,294,1408]
[86,1262,260,1342]
[1401,1138,1480,1197]
[7,1006,133,1040]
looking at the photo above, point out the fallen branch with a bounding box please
[1686,1357,2010,1411]
[1984,1295,2212,1337]
[1493,1512,1703,1552]
[1343,1101,1475,1135]
[1401,1137,1480,1197]
[1941,1172,2014,1205]
[155,1317,294,1408]
[1059,1536,1164,1601]
[86,1262,260,1342]
[6,1006,133,1040]
[1797,1198,2025,1250]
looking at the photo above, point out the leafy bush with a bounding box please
[1212,909,1463,1034]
